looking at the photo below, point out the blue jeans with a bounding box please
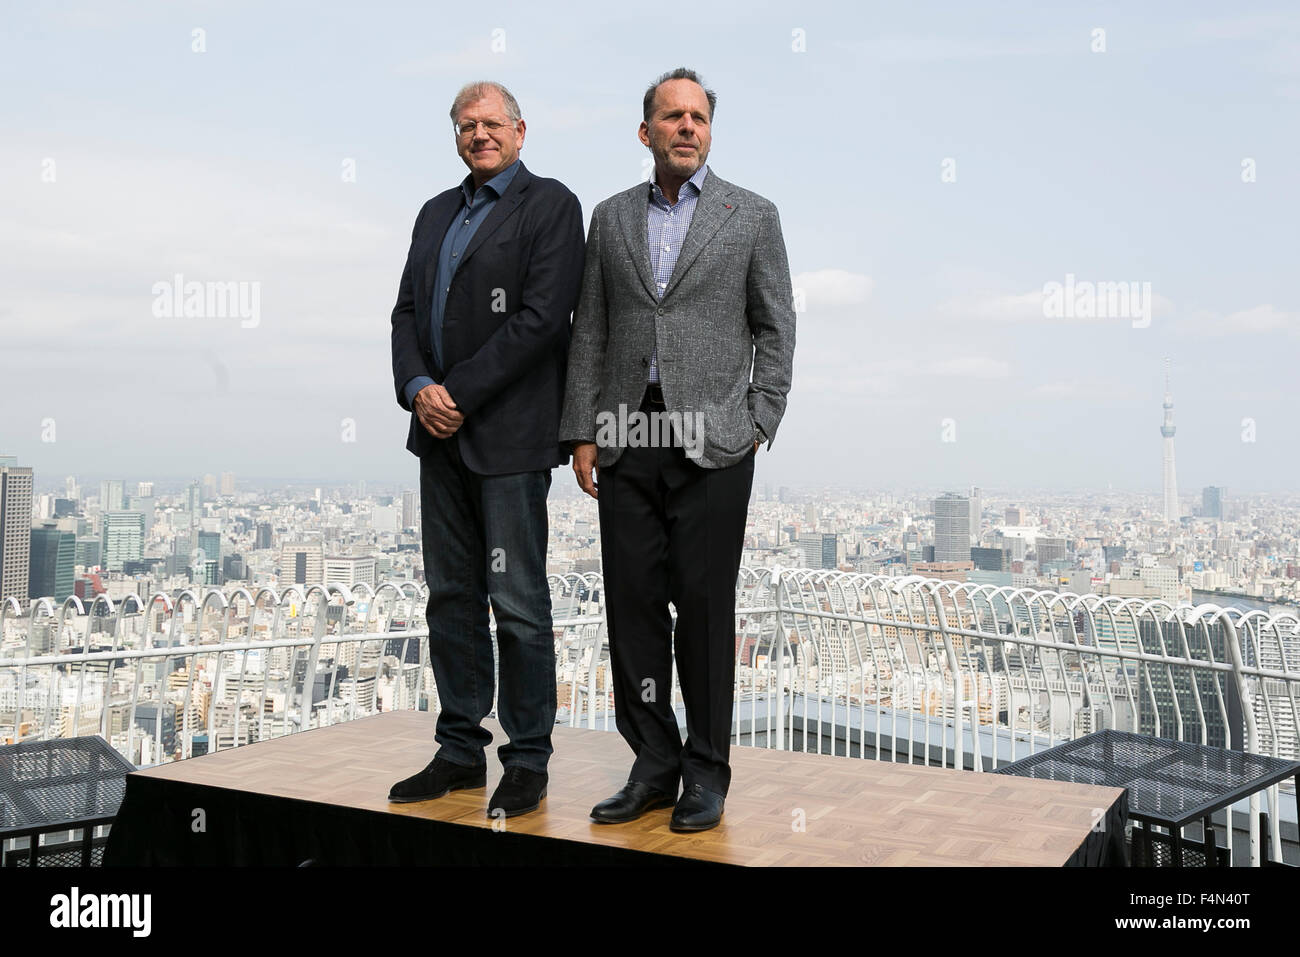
[418,434,556,773]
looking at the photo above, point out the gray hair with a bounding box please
[642,67,716,124]
[449,81,522,124]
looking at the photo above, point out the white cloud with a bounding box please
[940,289,1044,322]
[792,269,874,309]
[1221,304,1296,334]
[0,138,406,346]
[1179,304,1298,337]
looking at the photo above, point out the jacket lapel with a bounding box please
[617,184,659,301]
[420,192,461,306]
[661,172,736,301]
[459,162,530,267]
[420,163,531,298]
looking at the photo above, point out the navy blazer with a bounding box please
[390,161,585,473]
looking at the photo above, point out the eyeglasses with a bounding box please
[453,118,513,138]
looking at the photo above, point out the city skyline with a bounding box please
[6,360,1292,501]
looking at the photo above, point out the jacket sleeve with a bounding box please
[558,206,609,446]
[390,202,431,414]
[440,188,585,416]
[745,202,796,449]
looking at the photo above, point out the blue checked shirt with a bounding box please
[646,163,708,385]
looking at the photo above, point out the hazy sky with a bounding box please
[2,0,1296,496]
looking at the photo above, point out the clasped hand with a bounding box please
[414,384,463,438]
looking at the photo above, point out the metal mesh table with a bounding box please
[992,729,1300,866]
[0,736,136,866]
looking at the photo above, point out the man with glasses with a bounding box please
[388,81,585,819]
[561,68,796,832]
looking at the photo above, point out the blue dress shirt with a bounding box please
[646,163,708,385]
[403,159,521,407]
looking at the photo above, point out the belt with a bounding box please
[644,383,666,407]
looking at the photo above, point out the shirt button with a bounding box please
[463,219,470,224]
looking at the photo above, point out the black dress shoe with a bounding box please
[669,783,724,832]
[590,780,676,823]
[488,766,548,818]
[388,755,486,803]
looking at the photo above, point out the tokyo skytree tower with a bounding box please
[1160,360,1179,523]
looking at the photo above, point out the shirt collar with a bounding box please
[650,163,708,203]
[461,158,521,205]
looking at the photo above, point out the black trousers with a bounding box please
[596,404,755,797]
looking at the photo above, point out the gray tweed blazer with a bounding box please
[559,168,795,469]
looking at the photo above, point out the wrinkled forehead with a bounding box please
[650,79,710,119]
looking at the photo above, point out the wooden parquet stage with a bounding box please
[103,710,1127,866]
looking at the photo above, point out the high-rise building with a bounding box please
[1005,506,1023,526]
[1136,617,1237,749]
[75,538,100,568]
[401,490,419,530]
[29,522,76,603]
[99,479,125,512]
[933,493,971,562]
[0,455,34,607]
[1140,565,1179,604]
[281,543,323,585]
[1036,537,1068,564]
[136,481,153,498]
[222,554,248,582]
[324,555,377,587]
[220,472,235,496]
[1202,486,1226,520]
[186,482,202,523]
[371,505,400,534]
[255,522,273,549]
[100,511,145,572]
[132,702,177,758]
[1160,362,1179,523]
[799,533,838,570]
[132,494,156,535]
[968,486,982,545]
[196,530,222,581]
[971,546,1009,572]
